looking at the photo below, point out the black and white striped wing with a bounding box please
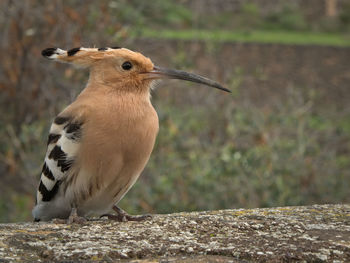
[36,116,82,204]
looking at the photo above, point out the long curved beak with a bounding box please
[145,66,231,93]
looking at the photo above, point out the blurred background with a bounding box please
[0,0,349,222]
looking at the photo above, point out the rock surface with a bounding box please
[0,204,349,262]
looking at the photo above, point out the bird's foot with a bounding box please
[51,218,66,224]
[52,208,87,224]
[67,207,87,224]
[101,205,152,222]
[102,213,151,222]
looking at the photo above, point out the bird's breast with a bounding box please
[72,96,159,211]
[82,98,159,170]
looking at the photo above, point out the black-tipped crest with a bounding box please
[67,47,81,56]
[41,47,57,57]
[54,116,71,125]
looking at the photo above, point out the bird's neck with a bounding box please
[75,79,154,117]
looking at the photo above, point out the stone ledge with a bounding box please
[0,204,349,262]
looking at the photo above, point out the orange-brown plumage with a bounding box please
[33,46,228,222]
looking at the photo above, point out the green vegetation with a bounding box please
[1,0,350,222]
[106,1,350,46]
[137,29,350,47]
[119,87,350,214]
[125,1,350,47]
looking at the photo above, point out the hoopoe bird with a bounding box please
[33,46,230,223]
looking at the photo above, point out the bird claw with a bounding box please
[125,213,152,221]
[67,214,87,224]
[67,207,87,224]
[100,205,152,222]
[51,218,67,224]
[100,214,126,222]
[52,207,87,224]
[101,213,152,222]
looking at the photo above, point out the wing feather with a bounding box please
[35,115,82,204]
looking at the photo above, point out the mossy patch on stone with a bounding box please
[0,204,349,262]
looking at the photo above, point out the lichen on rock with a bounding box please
[0,204,349,262]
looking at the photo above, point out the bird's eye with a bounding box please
[122,61,132,70]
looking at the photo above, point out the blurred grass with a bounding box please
[138,29,350,47]
[1,0,350,222]
[3,73,350,221]
[119,87,350,213]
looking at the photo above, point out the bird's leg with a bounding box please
[52,207,87,224]
[101,205,152,222]
[113,205,152,221]
[67,207,87,224]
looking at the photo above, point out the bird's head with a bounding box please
[42,46,230,93]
